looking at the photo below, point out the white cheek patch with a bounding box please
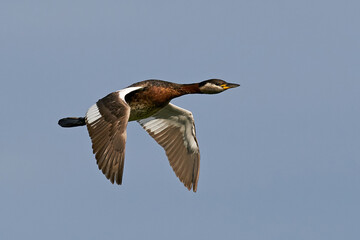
[202,83,224,93]
[86,104,101,124]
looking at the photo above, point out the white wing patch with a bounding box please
[138,104,199,153]
[138,103,200,191]
[118,86,143,102]
[144,119,179,135]
[86,86,143,125]
[86,104,101,124]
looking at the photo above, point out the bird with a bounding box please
[58,79,239,192]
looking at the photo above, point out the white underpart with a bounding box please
[86,104,101,124]
[118,86,143,102]
[139,104,199,153]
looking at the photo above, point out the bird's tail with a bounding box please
[58,117,86,128]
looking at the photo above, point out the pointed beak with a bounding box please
[221,83,240,90]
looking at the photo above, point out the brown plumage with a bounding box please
[58,79,239,192]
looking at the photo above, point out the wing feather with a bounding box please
[138,103,200,192]
[85,87,142,185]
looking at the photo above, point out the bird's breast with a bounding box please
[126,86,182,121]
[128,102,165,121]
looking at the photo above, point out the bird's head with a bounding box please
[198,79,240,94]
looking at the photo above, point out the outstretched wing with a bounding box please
[85,87,142,185]
[138,103,200,192]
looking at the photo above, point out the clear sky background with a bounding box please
[1,1,359,239]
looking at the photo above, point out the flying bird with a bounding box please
[58,79,239,192]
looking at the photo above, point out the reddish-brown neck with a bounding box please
[126,82,202,108]
[151,83,201,104]
[177,83,201,95]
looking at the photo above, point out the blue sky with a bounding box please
[1,1,359,239]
